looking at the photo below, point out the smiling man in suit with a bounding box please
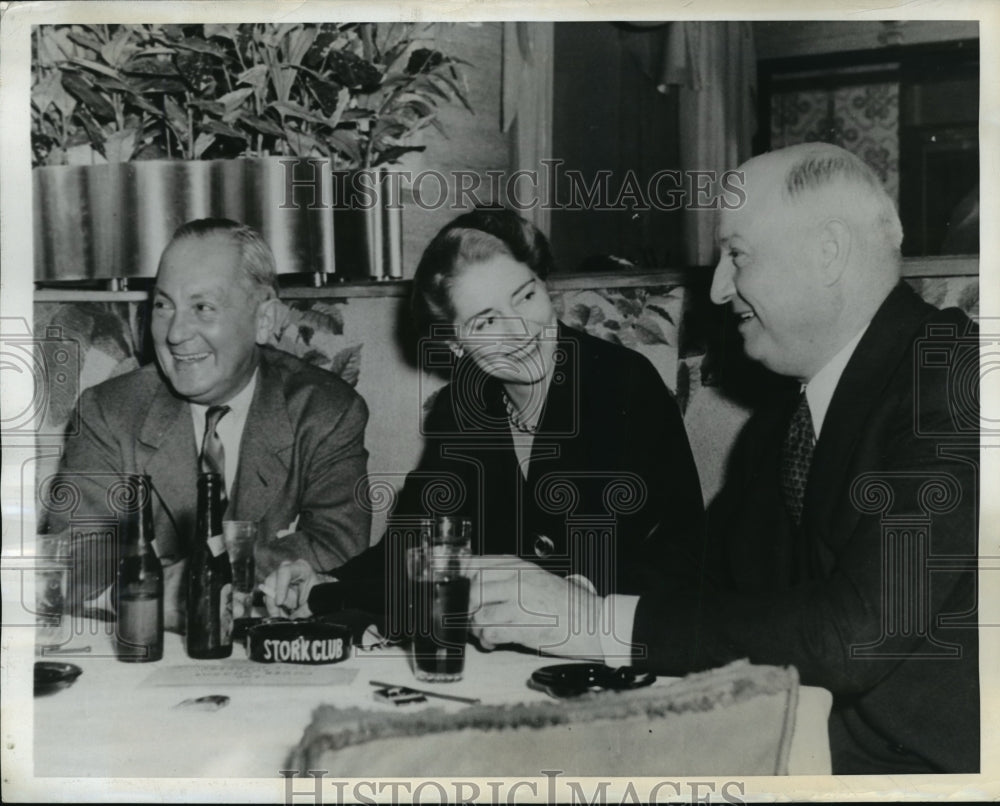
[469,143,979,774]
[46,218,371,630]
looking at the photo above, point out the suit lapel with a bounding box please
[229,353,294,523]
[802,283,933,544]
[137,381,197,557]
[526,324,576,486]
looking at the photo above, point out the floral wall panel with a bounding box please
[551,285,684,398]
[268,300,362,387]
[770,89,829,149]
[770,81,900,202]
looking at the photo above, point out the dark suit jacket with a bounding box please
[632,283,979,774]
[47,346,371,624]
[310,323,704,619]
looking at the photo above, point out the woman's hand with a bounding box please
[261,559,330,618]
[468,555,605,660]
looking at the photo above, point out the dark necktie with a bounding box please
[780,393,815,527]
[200,405,230,510]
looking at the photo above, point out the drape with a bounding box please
[660,22,757,266]
[502,21,554,236]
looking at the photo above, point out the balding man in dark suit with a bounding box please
[470,143,979,774]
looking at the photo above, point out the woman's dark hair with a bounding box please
[410,207,555,338]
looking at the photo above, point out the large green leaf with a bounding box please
[163,95,188,139]
[306,74,345,117]
[68,56,121,81]
[284,26,318,67]
[372,144,425,167]
[218,87,254,113]
[170,36,225,57]
[131,76,188,95]
[204,23,240,43]
[327,49,382,91]
[269,100,330,127]
[302,30,338,70]
[75,107,108,154]
[200,119,246,140]
[192,132,216,158]
[237,111,285,138]
[425,71,473,113]
[173,50,217,93]
[237,64,269,90]
[269,64,298,105]
[66,30,105,55]
[100,28,135,68]
[324,129,363,165]
[284,128,322,157]
[122,55,181,77]
[104,127,137,163]
[187,98,225,116]
[61,71,116,121]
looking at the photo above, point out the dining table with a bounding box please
[33,617,833,782]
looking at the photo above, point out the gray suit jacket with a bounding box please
[46,346,370,627]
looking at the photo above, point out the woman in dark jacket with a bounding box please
[265,208,703,621]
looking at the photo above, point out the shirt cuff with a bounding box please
[599,594,639,666]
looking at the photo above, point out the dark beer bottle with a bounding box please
[115,474,164,662]
[186,472,233,659]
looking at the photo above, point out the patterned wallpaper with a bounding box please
[771,82,900,201]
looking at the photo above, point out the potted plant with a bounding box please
[32,22,472,283]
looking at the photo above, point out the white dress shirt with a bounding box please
[600,322,872,666]
[189,369,259,498]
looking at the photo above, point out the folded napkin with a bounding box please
[286,659,800,777]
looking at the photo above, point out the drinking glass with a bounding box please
[406,544,471,682]
[222,521,257,638]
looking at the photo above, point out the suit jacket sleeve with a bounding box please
[257,392,372,574]
[610,351,705,595]
[46,385,132,604]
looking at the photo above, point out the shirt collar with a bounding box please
[190,368,259,420]
[804,324,869,438]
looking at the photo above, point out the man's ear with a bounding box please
[255,295,279,345]
[818,218,851,286]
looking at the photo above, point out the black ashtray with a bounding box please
[34,661,82,696]
[246,618,352,664]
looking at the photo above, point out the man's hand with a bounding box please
[468,556,604,659]
[261,559,331,618]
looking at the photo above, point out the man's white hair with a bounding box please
[778,142,903,262]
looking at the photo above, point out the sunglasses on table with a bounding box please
[529,663,656,699]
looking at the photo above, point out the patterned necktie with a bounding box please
[780,393,815,527]
[200,405,230,510]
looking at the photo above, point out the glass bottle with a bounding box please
[115,474,164,662]
[185,472,233,659]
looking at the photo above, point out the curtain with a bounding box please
[660,22,757,266]
[502,21,554,235]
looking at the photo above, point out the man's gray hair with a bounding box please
[169,218,280,298]
[780,143,903,257]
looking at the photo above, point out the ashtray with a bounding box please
[34,661,82,696]
[245,618,352,664]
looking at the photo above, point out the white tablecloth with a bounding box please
[34,622,832,778]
